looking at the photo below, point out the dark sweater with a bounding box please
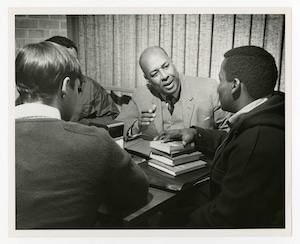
[16,119,149,229]
[190,92,285,228]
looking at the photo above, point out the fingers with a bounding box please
[182,134,193,146]
[154,130,181,142]
[155,129,196,146]
[141,104,156,114]
[138,105,156,130]
[140,105,157,126]
[140,112,156,125]
[182,128,197,146]
[150,104,157,113]
[154,131,166,141]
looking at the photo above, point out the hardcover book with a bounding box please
[124,138,151,158]
[151,147,196,158]
[149,140,195,154]
[148,159,207,177]
[150,151,203,166]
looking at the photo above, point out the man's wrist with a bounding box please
[127,120,141,139]
[131,120,141,134]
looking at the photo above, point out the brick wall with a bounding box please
[15,15,67,53]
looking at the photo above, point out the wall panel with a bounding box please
[136,15,149,87]
[185,14,200,77]
[198,15,213,78]
[172,15,186,74]
[210,15,234,80]
[234,14,252,47]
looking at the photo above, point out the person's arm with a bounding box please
[116,92,156,141]
[154,127,227,157]
[101,132,149,208]
[91,80,120,118]
[188,127,284,227]
[116,99,141,140]
[192,126,228,157]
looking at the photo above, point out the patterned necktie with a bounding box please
[166,95,175,115]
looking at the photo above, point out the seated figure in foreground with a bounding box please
[16,35,120,122]
[156,46,285,228]
[15,41,149,228]
[117,46,230,141]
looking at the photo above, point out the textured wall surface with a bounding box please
[76,14,285,96]
[15,15,67,54]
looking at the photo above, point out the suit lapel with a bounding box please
[152,95,163,133]
[181,75,195,127]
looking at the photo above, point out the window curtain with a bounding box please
[75,14,285,95]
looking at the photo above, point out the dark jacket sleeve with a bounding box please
[100,133,149,208]
[193,127,228,157]
[91,80,120,119]
[189,126,285,228]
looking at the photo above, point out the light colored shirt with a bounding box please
[228,98,268,126]
[15,103,61,120]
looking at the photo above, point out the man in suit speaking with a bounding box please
[117,46,230,140]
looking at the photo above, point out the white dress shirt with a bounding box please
[15,103,61,119]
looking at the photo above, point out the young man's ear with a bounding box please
[231,78,241,99]
[231,78,241,93]
[61,77,70,98]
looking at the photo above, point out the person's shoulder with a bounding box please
[82,75,106,90]
[132,84,154,98]
[62,120,111,140]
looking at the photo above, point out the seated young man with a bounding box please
[156,46,285,228]
[15,41,149,229]
[15,36,120,122]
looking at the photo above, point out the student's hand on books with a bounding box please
[138,104,157,132]
[154,128,197,146]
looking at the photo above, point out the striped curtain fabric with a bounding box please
[76,14,285,102]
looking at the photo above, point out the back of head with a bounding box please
[223,45,278,99]
[16,41,81,104]
[45,36,78,52]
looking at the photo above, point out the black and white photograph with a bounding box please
[2,1,298,244]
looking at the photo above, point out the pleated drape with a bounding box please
[76,14,285,97]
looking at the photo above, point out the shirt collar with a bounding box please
[15,103,61,119]
[228,97,268,126]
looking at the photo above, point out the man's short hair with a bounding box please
[46,36,78,52]
[16,41,81,104]
[223,45,278,99]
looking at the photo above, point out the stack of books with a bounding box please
[148,140,207,176]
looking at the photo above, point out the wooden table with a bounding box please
[97,138,211,227]
[122,187,176,227]
[98,176,210,227]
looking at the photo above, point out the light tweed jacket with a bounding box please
[117,73,230,140]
